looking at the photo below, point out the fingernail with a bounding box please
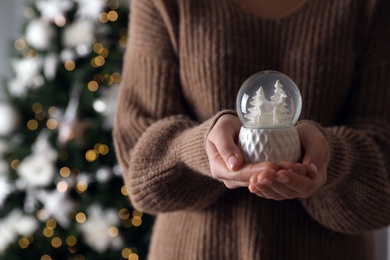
[259,178,272,185]
[310,163,318,175]
[228,155,239,170]
[276,175,289,184]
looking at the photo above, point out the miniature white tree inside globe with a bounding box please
[236,71,302,163]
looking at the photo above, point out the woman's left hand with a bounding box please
[248,122,330,200]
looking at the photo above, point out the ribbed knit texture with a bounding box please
[113,0,390,259]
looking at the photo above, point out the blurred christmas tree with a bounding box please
[0,0,154,259]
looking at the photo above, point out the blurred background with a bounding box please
[0,1,388,260]
[0,0,154,259]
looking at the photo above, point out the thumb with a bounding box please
[215,130,244,172]
[208,114,244,171]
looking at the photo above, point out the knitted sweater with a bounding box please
[113,0,390,259]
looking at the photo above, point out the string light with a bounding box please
[128,253,139,260]
[46,118,58,130]
[66,236,77,247]
[47,219,57,229]
[102,74,114,85]
[48,106,59,117]
[108,226,119,237]
[54,16,66,27]
[91,56,105,68]
[64,60,76,71]
[43,227,54,238]
[88,80,99,92]
[120,185,129,196]
[131,217,142,227]
[37,209,49,221]
[18,237,30,249]
[118,208,130,220]
[27,49,38,58]
[107,11,118,22]
[14,39,27,50]
[109,0,119,10]
[27,119,39,130]
[35,111,46,121]
[60,167,71,178]
[85,149,98,162]
[75,212,87,224]
[76,181,88,193]
[51,237,62,248]
[94,143,109,155]
[122,248,133,258]
[32,102,43,113]
[10,159,20,170]
[99,12,109,23]
[57,180,68,192]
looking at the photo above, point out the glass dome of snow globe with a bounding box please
[236,70,302,129]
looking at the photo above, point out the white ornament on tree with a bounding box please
[0,175,13,208]
[0,103,19,136]
[75,0,106,20]
[36,0,73,22]
[25,19,55,50]
[17,154,55,187]
[79,205,123,253]
[8,57,44,98]
[17,134,57,187]
[0,209,39,254]
[44,53,59,80]
[37,189,77,228]
[62,19,96,49]
[236,71,302,163]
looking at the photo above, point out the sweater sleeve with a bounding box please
[113,0,226,214]
[300,0,390,234]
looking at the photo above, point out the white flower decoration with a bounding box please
[62,19,96,49]
[79,205,123,253]
[75,0,106,20]
[37,189,77,228]
[17,154,55,187]
[0,209,39,254]
[36,0,73,22]
[8,57,44,98]
[25,19,55,50]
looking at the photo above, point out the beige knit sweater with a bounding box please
[113,0,390,259]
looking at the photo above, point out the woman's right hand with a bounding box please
[206,114,279,189]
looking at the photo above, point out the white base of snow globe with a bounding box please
[238,126,301,163]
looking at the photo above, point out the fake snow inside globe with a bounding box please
[236,70,302,163]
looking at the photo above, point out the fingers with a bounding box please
[249,163,321,200]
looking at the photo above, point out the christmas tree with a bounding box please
[244,80,291,127]
[0,0,153,259]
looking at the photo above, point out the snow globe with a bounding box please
[236,70,302,163]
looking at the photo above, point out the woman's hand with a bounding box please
[206,114,279,188]
[206,116,329,200]
[248,122,330,200]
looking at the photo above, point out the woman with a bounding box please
[113,0,390,259]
